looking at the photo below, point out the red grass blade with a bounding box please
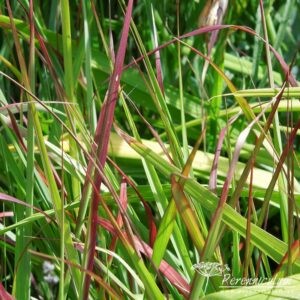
[126,24,297,86]
[0,193,55,224]
[209,114,239,193]
[97,217,190,297]
[0,211,14,218]
[132,236,190,297]
[108,156,157,246]
[83,0,134,297]
[7,108,27,151]
[0,282,14,300]
[275,240,300,278]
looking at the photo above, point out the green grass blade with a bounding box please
[5,3,81,295]
[120,132,300,269]
[60,0,81,204]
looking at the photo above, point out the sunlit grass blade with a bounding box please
[119,96,194,277]
[171,175,205,254]
[190,108,268,298]
[60,0,81,206]
[19,2,35,298]
[151,129,207,270]
[109,131,289,192]
[119,131,300,268]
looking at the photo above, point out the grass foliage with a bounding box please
[0,0,300,299]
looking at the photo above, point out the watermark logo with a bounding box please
[192,262,282,290]
[192,262,230,292]
[192,262,230,278]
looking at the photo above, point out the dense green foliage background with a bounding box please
[0,1,299,299]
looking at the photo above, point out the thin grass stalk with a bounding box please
[60,0,81,204]
[257,119,300,231]
[8,2,32,298]
[59,125,66,300]
[74,0,116,240]
[127,9,184,168]
[210,113,243,279]
[82,0,96,133]
[151,130,207,270]
[5,4,28,298]
[120,96,194,279]
[119,131,300,266]
[273,0,295,52]
[228,84,290,276]
[0,139,9,296]
[190,117,261,297]
[259,0,274,86]
[176,0,188,161]
[81,1,134,297]
[255,0,287,278]
[287,100,295,276]
[244,156,255,278]
[6,2,81,295]
[91,0,112,63]
[147,2,164,94]
[6,1,34,298]
[20,1,35,298]
[260,0,289,243]
[264,3,276,45]
[74,0,116,239]
[120,94,192,277]
[232,87,300,98]
[272,107,289,242]
[91,174,165,299]
[251,5,263,82]
[188,43,283,298]
[232,231,241,278]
